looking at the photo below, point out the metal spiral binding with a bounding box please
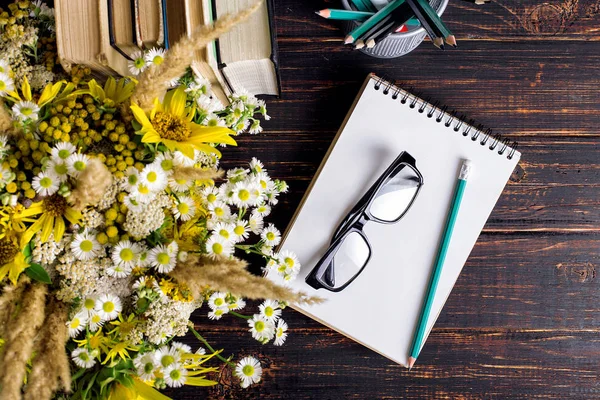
[372,77,518,160]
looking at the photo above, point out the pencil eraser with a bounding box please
[459,159,473,180]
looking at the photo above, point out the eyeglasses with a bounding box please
[305,151,423,292]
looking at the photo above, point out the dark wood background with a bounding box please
[177,0,598,398]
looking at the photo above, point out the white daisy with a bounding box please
[66,153,90,178]
[173,150,196,167]
[205,234,233,259]
[260,224,281,247]
[231,220,250,242]
[259,244,273,257]
[0,72,14,96]
[247,315,275,342]
[203,113,227,128]
[201,186,221,205]
[185,71,211,96]
[31,171,59,197]
[0,166,11,188]
[168,176,192,192]
[12,101,40,121]
[278,250,300,273]
[259,299,282,323]
[67,312,88,337]
[128,50,147,75]
[81,297,98,317]
[249,158,265,174]
[212,222,235,242]
[249,120,263,134]
[87,311,105,332]
[195,347,206,356]
[155,345,180,368]
[145,47,166,66]
[172,195,196,221]
[123,194,143,212]
[130,183,156,204]
[273,319,288,346]
[196,94,222,115]
[148,244,177,273]
[46,159,69,182]
[51,142,77,161]
[235,356,262,388]
[124,166,140,191]
[140,164,167,192]
[153,152,175,175]
[258,99,270,120]
[228,297,246,311]
[208,292,228,310]
[208,200,231,221]
[171,342,192,354]
[137,248,152,268]
[70,231,103,261]
[167,241,179,256]
[71,347,97,369]
[111,240,142,269]
[226,167,248,182]
[254,203,271,217]
[95,293,122,321]
[105,263,132,278]
[0,135,9,157]
[248,212,264,234]
[230,181,256,208]
[208,308,228,320]
[164,364,188,388]
[134,352,158,382]
[253,172,275,192]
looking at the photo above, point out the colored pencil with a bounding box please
[351,0,377,12]
[405,0,444,49]
[413,0,456,47]
[316,9,375,21]
[344,0,407,44]
[365,3,415,48]
[407,160,473,370]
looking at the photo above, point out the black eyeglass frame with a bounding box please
[305,151,423,292]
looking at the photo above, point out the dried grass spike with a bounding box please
[132,0,264,111]
[68,157,113,210]
[172,167,223,182]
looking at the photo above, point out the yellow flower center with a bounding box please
[161,355,175,367]
[285,257,295,267]
[211,243,223,254]
[80,240,94,252]
[265,306,273,317]
[169,369,181,380]
[58,149,70,159]
[238,189,250,201]
[146,171,157,182]
[0,238,18,265]
[0,81,5,91]
[266,232,275,241]
[152,55,164,65]
[234,226,244,235]
[242,365,254,376]
[144,362,154,374]
[214,207,224,216]
[84,298,95,309]
[177,203,189,215]
[103,302,115,313]
[134,58,145,68]
[54,163,68,175]
[219,229,229,239]
[214,298,224,307]
[74,161,86,171]
[157,253,170,265]
[254,321,265,332]
[207,193,217,203]
[39,177,53,188]
[70,318,80,329]
[161,159,173,171]
[21,107,33,116]
[43,195,68,217]
[120,248,134,261]
[137,184,150,195]
[151,111,191,142]
[91,314,102,324]
[79,352,90,361]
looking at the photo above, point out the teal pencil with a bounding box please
[316,9,375,21]
[344,0,406,44]
[407,160,474,370]
[351,0,377,12]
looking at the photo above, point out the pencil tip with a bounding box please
[366,39,376,49]
[355,40,365,49]
[445,35,457,47]
[316,9,330,18]
[344,35,355,45]
[408,357,416,370]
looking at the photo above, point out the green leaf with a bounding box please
[22,240,32,262]
[25,263,51,284]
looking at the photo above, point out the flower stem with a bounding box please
[189,326,235,367]
[230,311,251,320]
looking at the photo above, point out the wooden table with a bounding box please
[174,1,600,398]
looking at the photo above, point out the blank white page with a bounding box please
[278,74,521,366]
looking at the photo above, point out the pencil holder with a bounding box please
[341,0,449,58]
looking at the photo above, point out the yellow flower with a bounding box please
[0,204,32,244]
[109,313,139,339]
[84,77,135,107]
[8,76,64,108]
[19,194,82,246]
[74,330,108,352]
[103,340,138,365]
[130,87,236,159]
[0,251,28,285]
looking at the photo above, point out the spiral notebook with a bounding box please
[275,73,521,366]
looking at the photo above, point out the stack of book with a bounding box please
[55,0,280,103]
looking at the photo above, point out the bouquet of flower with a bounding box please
[0,1,319,399]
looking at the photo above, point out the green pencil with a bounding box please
[407,160,473,370]
[316,9,375,21]
[344,0,406,44]
[351,0,377,12]
[412,0,456,46]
